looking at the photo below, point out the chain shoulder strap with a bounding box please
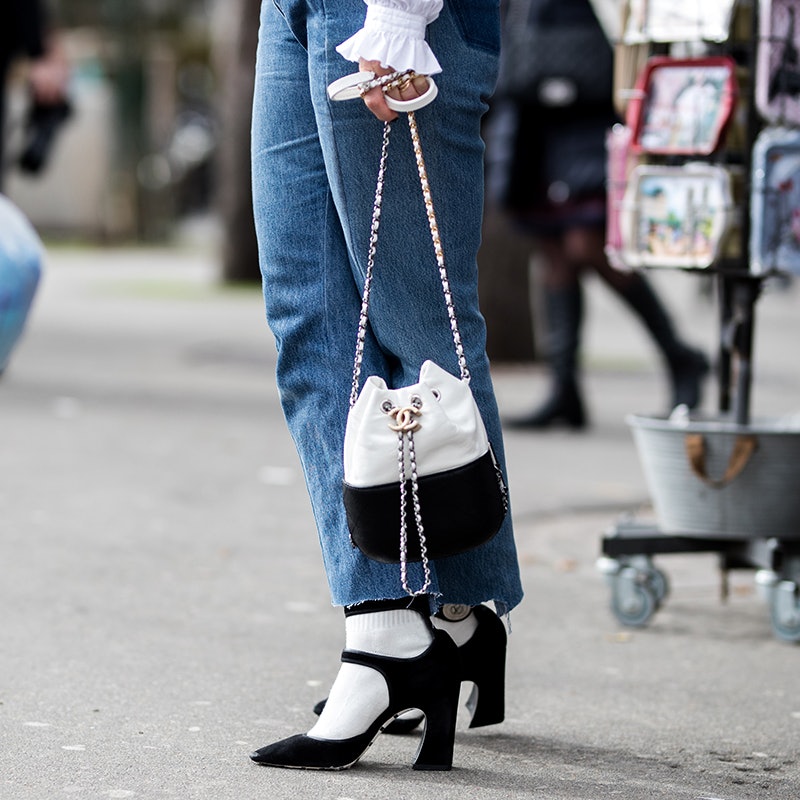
[348,113,471,409]
[347,112,474,596]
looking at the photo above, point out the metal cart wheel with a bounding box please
[610,566,659,628]
[769,580,800,644]
[646,566,670,605]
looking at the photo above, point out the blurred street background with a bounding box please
[4,1,259,275]
[2,2,800,799]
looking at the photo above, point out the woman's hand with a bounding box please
[358,58,430,121]
[28,35,70,106]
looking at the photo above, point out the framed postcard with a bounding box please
[628,57,738,155]
[623,0,738,44]
[756,0,800,125]
[750,127,800,276]
[620,164,734,269]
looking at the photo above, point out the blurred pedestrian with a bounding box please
[0,0,70,184]
[491,0,709,430]
[248,0,522,772]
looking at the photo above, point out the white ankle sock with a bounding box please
[344,609,433,658]
[432,609,479,648]
[308,609,432,740]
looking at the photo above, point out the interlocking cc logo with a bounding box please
[387,405,422,432]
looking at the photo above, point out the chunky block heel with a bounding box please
[460,604,507,728]
[412,672,460,770]
[250,630,460,771]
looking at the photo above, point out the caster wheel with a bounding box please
[611,567,658,628]
[646,567,670,605]
[770,581,800,644]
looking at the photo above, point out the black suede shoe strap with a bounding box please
[344,596,431,618]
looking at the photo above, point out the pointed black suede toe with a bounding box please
[250,630,459,771]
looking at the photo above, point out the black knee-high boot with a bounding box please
[506,283,587,429]
[616,273,709,410]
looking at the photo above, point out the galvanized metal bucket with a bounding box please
[628,414,800,539]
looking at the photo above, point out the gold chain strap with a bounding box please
[407,111,470,383]
[349,114,470,407]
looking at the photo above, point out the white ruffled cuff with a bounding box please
[336,4,442,75]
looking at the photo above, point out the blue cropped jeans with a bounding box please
[251,0,523,613]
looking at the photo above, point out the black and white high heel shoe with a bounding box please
[313,604,507,734]
[250,629,460,771]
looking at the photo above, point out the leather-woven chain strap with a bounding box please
[348,113,470,409]
[348,112,471,595]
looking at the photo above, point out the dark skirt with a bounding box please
[486,100,617,235]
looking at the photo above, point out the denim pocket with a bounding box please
[271,0,308,49]
[448,0,501,54]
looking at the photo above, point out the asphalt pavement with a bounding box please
[1,242,799,800]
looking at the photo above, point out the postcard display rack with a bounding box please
[600,0,800,643]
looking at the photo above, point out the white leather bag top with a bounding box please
[343,360,490,488]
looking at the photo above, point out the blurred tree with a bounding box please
[216,0,260,283]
